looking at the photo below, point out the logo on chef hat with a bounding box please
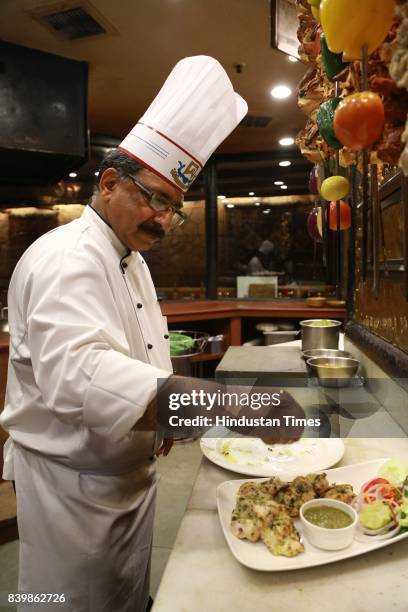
[170,160,201,189]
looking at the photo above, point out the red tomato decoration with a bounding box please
[328,200,351,231]
[333,91,385,150]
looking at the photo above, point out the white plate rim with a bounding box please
[200,437,345,478]
[216,458,408,571]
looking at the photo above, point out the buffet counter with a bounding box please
[152,437,408,612]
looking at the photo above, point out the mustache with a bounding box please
[139,221,165,239]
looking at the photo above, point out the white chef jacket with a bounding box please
[0,205,173,611]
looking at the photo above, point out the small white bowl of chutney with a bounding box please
[300,498,358,551]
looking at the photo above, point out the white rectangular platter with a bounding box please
[216,458,408,571]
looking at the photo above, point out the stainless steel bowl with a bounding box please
[302,348,351,361]
[300,319,342,351]
[307,356,360,387]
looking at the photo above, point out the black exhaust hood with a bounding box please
[0,41,89,186]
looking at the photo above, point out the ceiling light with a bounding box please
[263,209,271,214]
[94,171,99,176]
[249,191,255,196]
[279,160,291,167]
[218,195,226,199]
[68,172,77,178]
[280,185,288,190]
[271,85,292,99]
[288,56,298,63]
[255,202,261,206]
[226,203,235,208]
[274,181,284,186]
[279,137,295,146]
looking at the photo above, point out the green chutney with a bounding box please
[304,505,353,529]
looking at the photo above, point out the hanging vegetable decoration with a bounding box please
[307,0,321,22]
[333,92,385,150]
[317,98,343,149]
[307,207,323,242]
[320,0,396,61]
[327,200,351,231]
[309,165,320,195]
[320,175,350,201]
[320,33,346,82]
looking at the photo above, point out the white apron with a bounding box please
[1,206,173,611]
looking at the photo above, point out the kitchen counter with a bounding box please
[152,438,408,612]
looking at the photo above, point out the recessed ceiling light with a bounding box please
[249,191,255,196]
[218,195,226,199]
[68,172,77,178]
[280,185,288,190]
[279,160,291,167]
[274,181,284,186]
[271,85,291,99]
[226,203,235,208]
[263,209,271,214]
[255,202,261,206]
[279,137,295,146]
[288,56,298,63]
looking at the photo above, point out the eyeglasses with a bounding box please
[126,174,187,227]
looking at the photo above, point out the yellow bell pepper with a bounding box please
[320,0,395,60]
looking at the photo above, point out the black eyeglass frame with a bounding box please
[126,174,186,226]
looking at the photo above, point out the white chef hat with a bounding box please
[118,55,248,192]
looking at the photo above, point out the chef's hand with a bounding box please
[261,436,300,445]
[155,438,174,457]
[236,388,305,443]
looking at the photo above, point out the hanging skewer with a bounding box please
[370,164,379,297]
[361,44,369,279]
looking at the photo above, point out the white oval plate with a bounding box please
[216,458,408,571]
[200,437,344,479]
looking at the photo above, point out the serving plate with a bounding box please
[200,437,344,479]
[216,458,408,571]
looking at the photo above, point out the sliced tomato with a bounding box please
[361,478,401,504]
[361,478,389,492]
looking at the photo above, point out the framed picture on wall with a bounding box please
[270,0,300,59]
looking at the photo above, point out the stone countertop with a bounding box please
[152,438,408,612]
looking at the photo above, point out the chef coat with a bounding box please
[0,205,173,611]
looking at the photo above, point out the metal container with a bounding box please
[307,356,360,388]
[263,330,299,345]
[207,334,225,353]
[300,319,341,351]
[0,307,8,334]
[302,348,351,361]
[170,330,209,376]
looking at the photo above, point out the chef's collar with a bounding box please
[84,204,130,259]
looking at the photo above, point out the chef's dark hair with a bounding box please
[95,149,145,189]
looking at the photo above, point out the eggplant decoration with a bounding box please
[307,207,323,242]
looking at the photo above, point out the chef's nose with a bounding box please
[151,209,172,229]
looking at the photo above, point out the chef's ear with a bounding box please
[98,168,121,197]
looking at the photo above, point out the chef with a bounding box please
[0,56,247,612]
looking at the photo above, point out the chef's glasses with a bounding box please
[126,174,186,227]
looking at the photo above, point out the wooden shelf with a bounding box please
[190,351,225,363]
